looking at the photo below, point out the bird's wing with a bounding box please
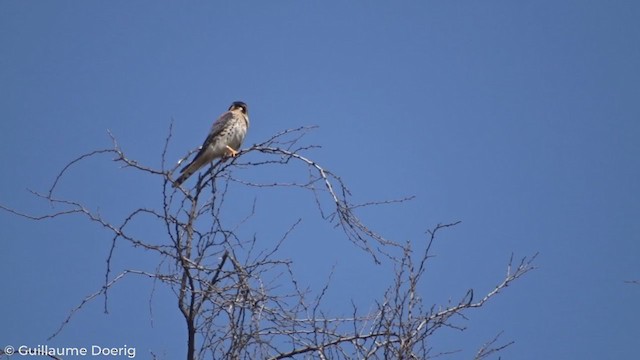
[180,111,234,173]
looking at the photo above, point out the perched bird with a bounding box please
[173,101,249,187]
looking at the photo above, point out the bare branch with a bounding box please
[475,331,514,360]
[1,125,536,360]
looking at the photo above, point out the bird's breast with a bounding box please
[227,120,247,149]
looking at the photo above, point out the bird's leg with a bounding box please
[225,145,239,157]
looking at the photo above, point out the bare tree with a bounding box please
[1,125,536,360]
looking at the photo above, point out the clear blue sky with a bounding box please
[1,1,639,359]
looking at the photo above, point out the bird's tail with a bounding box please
[172,173,189,188]
[172,162,196,188]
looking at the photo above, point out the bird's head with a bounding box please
[229,101,248,115]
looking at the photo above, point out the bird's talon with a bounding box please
[225,145,239,157]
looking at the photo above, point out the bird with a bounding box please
[173,101,249,188]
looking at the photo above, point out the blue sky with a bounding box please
[1,1,639,359]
